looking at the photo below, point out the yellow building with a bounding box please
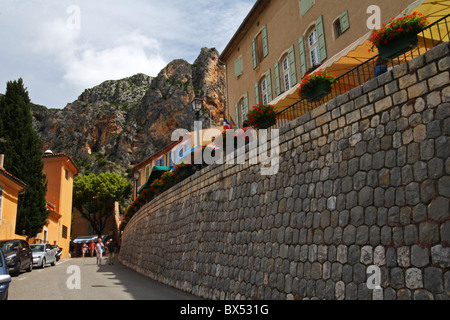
[220,0,426,127]
[38,151,78,259]
[0,155,27,240]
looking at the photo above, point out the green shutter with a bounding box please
[316,15,327,63]
[340,10,350,33]
[255,82,260,105]
[244,92,249,119]
[298,36,307,78]
[262,25,269,58]
[273,62,281,96]
[265,69,273,102]
[252,39,258,69]
[300,0,314,16]
[288,45,297,86]
[234,57,242,78]
[235,103,240,128]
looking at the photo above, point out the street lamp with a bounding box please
[133,170,140,200]
[191,97,203,149]
[191,97,203,120]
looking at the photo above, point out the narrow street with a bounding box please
[8,256,201,300]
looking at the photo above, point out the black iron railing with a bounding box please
[273,13,450,129]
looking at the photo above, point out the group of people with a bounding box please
[81,238,118,265]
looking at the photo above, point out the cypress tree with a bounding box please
[0,79,48,237]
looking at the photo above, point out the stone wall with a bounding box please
[119,43,450,300]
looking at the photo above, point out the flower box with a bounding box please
[297,69,337,103]
[370,12,428,60]
[378,33,419,60]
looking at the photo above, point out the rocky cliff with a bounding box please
[32,47,226,176]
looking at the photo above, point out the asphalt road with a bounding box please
[8,256,201,300]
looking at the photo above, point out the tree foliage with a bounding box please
[0,79,48,237]
[73,172,131,236]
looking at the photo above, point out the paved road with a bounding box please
[8,256,201,300]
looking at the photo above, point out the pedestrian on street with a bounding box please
[82,242,88,258]
[89,240,95,257]
[106,239,116,265]
[96,237,104,265]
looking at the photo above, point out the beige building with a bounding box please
[220,0,422,127]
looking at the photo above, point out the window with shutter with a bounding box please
[252,25,268,69]
[339,10,350,34]
[234,57,243,78]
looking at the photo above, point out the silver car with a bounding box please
[30,244,57,268]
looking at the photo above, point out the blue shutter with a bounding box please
[234,57,243,78]
[300,0,314,16]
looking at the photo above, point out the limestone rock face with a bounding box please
[32,48,226,175]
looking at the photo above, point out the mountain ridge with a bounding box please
[31,47,226,177]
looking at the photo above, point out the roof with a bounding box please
[42,152,79,176]
[0,167,27,191]
[219,0,270,62]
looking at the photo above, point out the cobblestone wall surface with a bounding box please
[119,43,450,300]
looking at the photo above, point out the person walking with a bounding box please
[95,237,104,265]
[82,242,88,258]
[106,239,116,265]
[89,240,95,257]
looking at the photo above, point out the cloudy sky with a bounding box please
[0,0,256,109]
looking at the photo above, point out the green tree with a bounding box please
[73,172,132,236]
[0,79,48,237]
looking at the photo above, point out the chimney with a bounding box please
[0,154,4,169]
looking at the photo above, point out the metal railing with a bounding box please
[273,13,450,129]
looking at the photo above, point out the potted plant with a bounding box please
[370,11,429,60]
[297,69,338,102]
[246,104,277,129]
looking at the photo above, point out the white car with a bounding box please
[30,244,57,268]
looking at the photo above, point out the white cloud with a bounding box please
[0,0,256,108]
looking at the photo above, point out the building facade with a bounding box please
[0,155,26,240]
[39,152,78,258]
[220,0,420,128]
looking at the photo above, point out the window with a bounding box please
[252,25,269,69]
[62,225,68,239]
[282,55,291,92]
[308,29,320,66]
[65,169,69,180]
[334,19,343,38]
[236,92,249,127]
[261,78,269,105]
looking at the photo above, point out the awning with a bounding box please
[137,166,172,194]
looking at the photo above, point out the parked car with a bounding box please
[0,250,11,300]
[0,240,33,276]
[30,243,57,268]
